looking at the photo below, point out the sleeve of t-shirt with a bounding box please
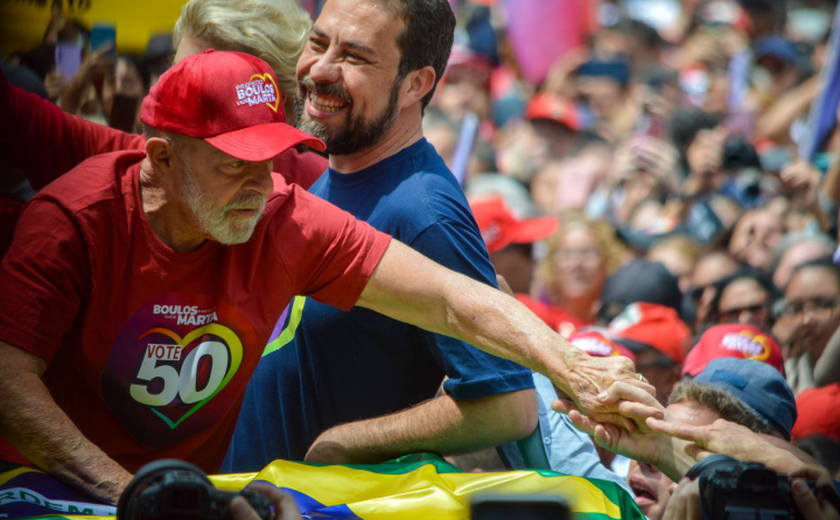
[407,218,535,400]
[270,187,391,311]
[1,73,144,190]
[272,148,328,190]
[0,199,90,364]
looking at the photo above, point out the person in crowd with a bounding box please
[770,230,837,290]
[686,250,743,327]
[567,358,802,519]
[225,0,548,471]
[775,260,840,372]
[596,260,684,325]
[728,208,785,272]
[538,213,629,337]
[0,50,650,508]
[706,268,779,329]
[647,235,702,295]
[470,196,558,310]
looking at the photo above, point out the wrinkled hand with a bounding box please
[662,478,702,520]
[554,381,669,470]
[550,349,656,426]
[231,482,302,520]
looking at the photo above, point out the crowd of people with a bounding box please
[1,0,840,519]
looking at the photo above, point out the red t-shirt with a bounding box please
[0,150,390,472]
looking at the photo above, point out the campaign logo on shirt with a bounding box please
[102,293,258,448]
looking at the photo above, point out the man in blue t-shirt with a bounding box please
[222,0,539,470]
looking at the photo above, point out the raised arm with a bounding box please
[355,240,655,421]
[0,70,144,190]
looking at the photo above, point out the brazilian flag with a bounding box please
[0,455,643,519]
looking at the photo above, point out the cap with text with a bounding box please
[682,324,784,378]
[140,49,325,161]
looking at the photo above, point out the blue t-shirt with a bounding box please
[223,139,534,471]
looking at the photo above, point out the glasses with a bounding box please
[554,248,602,266]
[719,303,769,324]
[773,297,840,319]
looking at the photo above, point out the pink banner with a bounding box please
[503,0,595,84]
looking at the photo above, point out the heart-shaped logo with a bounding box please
[250,73,280,113]
[136,323,244,430]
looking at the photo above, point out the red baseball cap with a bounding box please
[140,49,325,162]
[526,93,580,131]
[681,324,784,378]
[607,302,690,364]
[470,197,558,254]
[569,328,636,363]
[792,384,840,441]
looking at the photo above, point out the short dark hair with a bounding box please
[380,0,456,111]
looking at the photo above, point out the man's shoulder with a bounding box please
[273,148,328,191]
[35,150,144,214]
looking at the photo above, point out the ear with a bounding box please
[399,66,436,110]
[146,137,178,176]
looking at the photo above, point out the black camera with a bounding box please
[686,454,814,520]
[117,459,273,520]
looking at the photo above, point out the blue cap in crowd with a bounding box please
[693,357,797,440]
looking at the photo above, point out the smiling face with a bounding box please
[295,0,406,156]
[171,137,274,245]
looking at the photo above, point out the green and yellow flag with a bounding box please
[0,456,644,519]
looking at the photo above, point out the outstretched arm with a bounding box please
[305,389,538,464]
[356,240,657,423]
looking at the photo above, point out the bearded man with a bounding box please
[223,0,541,469]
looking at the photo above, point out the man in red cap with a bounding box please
[0,50,649,505]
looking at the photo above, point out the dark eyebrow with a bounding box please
[310,27,376,56]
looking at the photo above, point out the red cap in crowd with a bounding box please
[568,328,636,363]
[792,383,840,441]
[607,302,690,364]
[681,324,784,378]
[526,93,580,131]
[140,49,325,162]
[470,197,558,254]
